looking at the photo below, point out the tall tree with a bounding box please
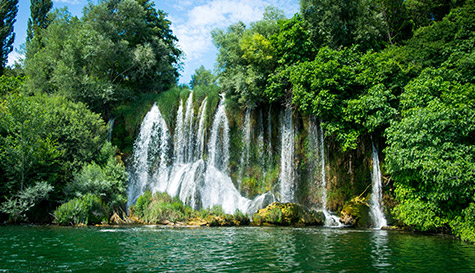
[26,0,53,42]
[0,0,18,75]
[190,65,216,89]
[299,0,386,51]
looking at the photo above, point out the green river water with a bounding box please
[0,225,474,272]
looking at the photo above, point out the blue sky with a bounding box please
[9,0,299,84]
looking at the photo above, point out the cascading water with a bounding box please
[208,95,230,172]
[127,104,170,207]
[319,120,343,227]
[239,108,252,184]
[369,140,388,229]
[279,106,295,203]
[267,106,273,169]
[128,94,274,214]
[174,98,185,164]
[257,109,265,167]
[195,97,208,159]
[184,93,194,162]
[107,118,115,142]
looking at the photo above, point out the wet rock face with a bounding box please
[252,202,325,226]
[340,196,371,228]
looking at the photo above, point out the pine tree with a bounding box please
[26,0,52,42]
[0,0,18,75]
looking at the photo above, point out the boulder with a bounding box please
[252,202,324,226]
[340,196,371,227]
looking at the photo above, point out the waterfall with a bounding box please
[279,106,295,203]
[370,140,388,229]
[319,120,343,227]
[208,95,230,172]
[257,109,265,167]
[174,97,185,164]
[107,118,115,142]
[184,93,194,162]
[195,98,208,159]
[239,108,252,183]
[127,104,170,207]
[267,106,273,169]
[128,95,274,214]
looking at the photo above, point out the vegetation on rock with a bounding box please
[252,202,324,226]
[130,191,251,226]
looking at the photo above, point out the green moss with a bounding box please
[252,202,324,226]
[340,195,371,227]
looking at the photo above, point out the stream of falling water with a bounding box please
[128,95,274,214]
[319,120,344,227]
[369,140,388,229]
[279,106,295,203]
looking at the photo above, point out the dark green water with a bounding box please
[1,226,474,272]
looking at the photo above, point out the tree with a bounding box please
[212,7,285,106]
[379,0,413,44]
[26,0,53,42]
[0,94,62,208]
[0,0,18,75]
[190,66,216,89]
[385,68,475,241]
[299,0,386,51]
[24,0,182,114]
[405,0,466,28]
[0,93,110,222]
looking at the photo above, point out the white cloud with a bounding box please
[168,0,299,83]
[175,0,298,62]
[7,51,24,67]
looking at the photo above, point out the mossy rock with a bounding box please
[340,195,371,227]
[252,202,324,226]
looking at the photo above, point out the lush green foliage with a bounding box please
[0,181,53,222]
[0,93,120,222]
[0,0,18,75]
[0,75,24,96]
[132,191,250,225]
[27,0,53,42]
[190,65,217,89]
[212,6,284,107]
[54,194,109,225]
[64,142,128,211]
[24,0,181,114]
[386,68,475,239]
[132,191,194,223]
[213,1,475,241]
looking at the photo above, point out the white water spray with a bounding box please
[128,95,274,214]
[319,120,343,227]
[208,95,230,172]
[195,98,208,159]
[279,106,295,203]
[369,140,388,229]
[127,104,170,207]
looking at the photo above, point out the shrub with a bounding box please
[54,194,109,225]
[0,182,54,222]
[64,142,128,211]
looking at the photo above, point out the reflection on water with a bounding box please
[371,230,392,271]
[0,226,474,272]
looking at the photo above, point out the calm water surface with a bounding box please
[0,225,474,272]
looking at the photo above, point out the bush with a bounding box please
[0,182,54,222]
[54,194,109,225]
[64,142,128,211]
[131,191,193,223]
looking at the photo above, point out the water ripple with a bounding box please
[0,226,474,272]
